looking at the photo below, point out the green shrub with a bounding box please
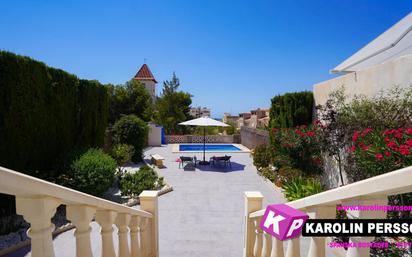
[270,125,323,175]
[270,91,314,128]
[0,51,108,177]
[258,167,277,182]
[349,128,412,180]
[316,86,412,184]
[111,144,135,170]
[276,166,303,186]
[69,149,117,196]
[282,177,323,201]
[120,166,164,197]
[253,144,272,169]
[113,115,149,162]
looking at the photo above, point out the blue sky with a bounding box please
[1,1,411,118]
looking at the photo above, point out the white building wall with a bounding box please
[148,123,162,146]
[314,54,412,106]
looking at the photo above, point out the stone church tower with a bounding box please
[133,64,157,100]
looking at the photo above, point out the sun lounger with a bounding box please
[210,155,232,168]
[151,154,165,168]
[179,156,197,169]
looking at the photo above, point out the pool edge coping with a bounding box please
[171,143,250,153]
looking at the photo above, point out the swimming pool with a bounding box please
[179,144,242,152]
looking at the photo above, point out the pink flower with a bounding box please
[395,133,403,139]
[306,131,315,137]
[406,128,412,135]
[375,153,384,161]
[406,139,412,147]
[384,151,391,157]
[352,131,360,142]
[399,144,410,155]
[384,129,397,135]
[361,144,372,151]
[350,145,356,152]
[400,148,410,156]
[362,128,373,136]
[387,141,397,150]
[384,137,390,142]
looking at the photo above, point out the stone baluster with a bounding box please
[130,216,141,257]
[253,219,263,257]
[15,196,60,257]
[285,237,300,257]
[66,205,96,257]
[139,217,149,257]
[345,197,388,257]
[96,210,117,257]
[307,206,335,257]
[243,191,264,257]
[139,191,159,257]
[261,231,273,257]
[270,238,284,257]
[115,213,131,257]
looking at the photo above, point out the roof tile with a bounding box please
[134,64,157,83]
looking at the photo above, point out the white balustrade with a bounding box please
[285,237,300,257]
[15,196,60,257]
[66,205,96,257]
[306,206,335,257]
[244,191,263,257]
[129,216,141,257]
[261,231,272,257]
[271,237,284,257]
[0,166,158,257]
[244,166,412,257]
[253,220,263,257]
[115,213,131,257]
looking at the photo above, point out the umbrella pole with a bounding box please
[198,126,209,165]
[203,126,206,162]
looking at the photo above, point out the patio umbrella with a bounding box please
[179,117,229,165]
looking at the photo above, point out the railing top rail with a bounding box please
[0,166,153,218]
[250,166,412,218]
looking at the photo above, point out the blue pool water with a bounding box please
[179,144,241,152]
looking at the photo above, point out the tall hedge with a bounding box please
[269,91,314,128]
[0,51,108,176]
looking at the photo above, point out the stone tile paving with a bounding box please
[7,144,335,257]
[145,145,334,257]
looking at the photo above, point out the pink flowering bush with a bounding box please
[350,127,412,177]
[270,123,323,175]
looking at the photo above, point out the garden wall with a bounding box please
[165,134,240,144]
[240,126,269,149]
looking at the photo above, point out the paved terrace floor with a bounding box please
[8,144,334,257]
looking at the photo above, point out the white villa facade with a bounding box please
[314,11,412,106]
[314,11,412,188]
